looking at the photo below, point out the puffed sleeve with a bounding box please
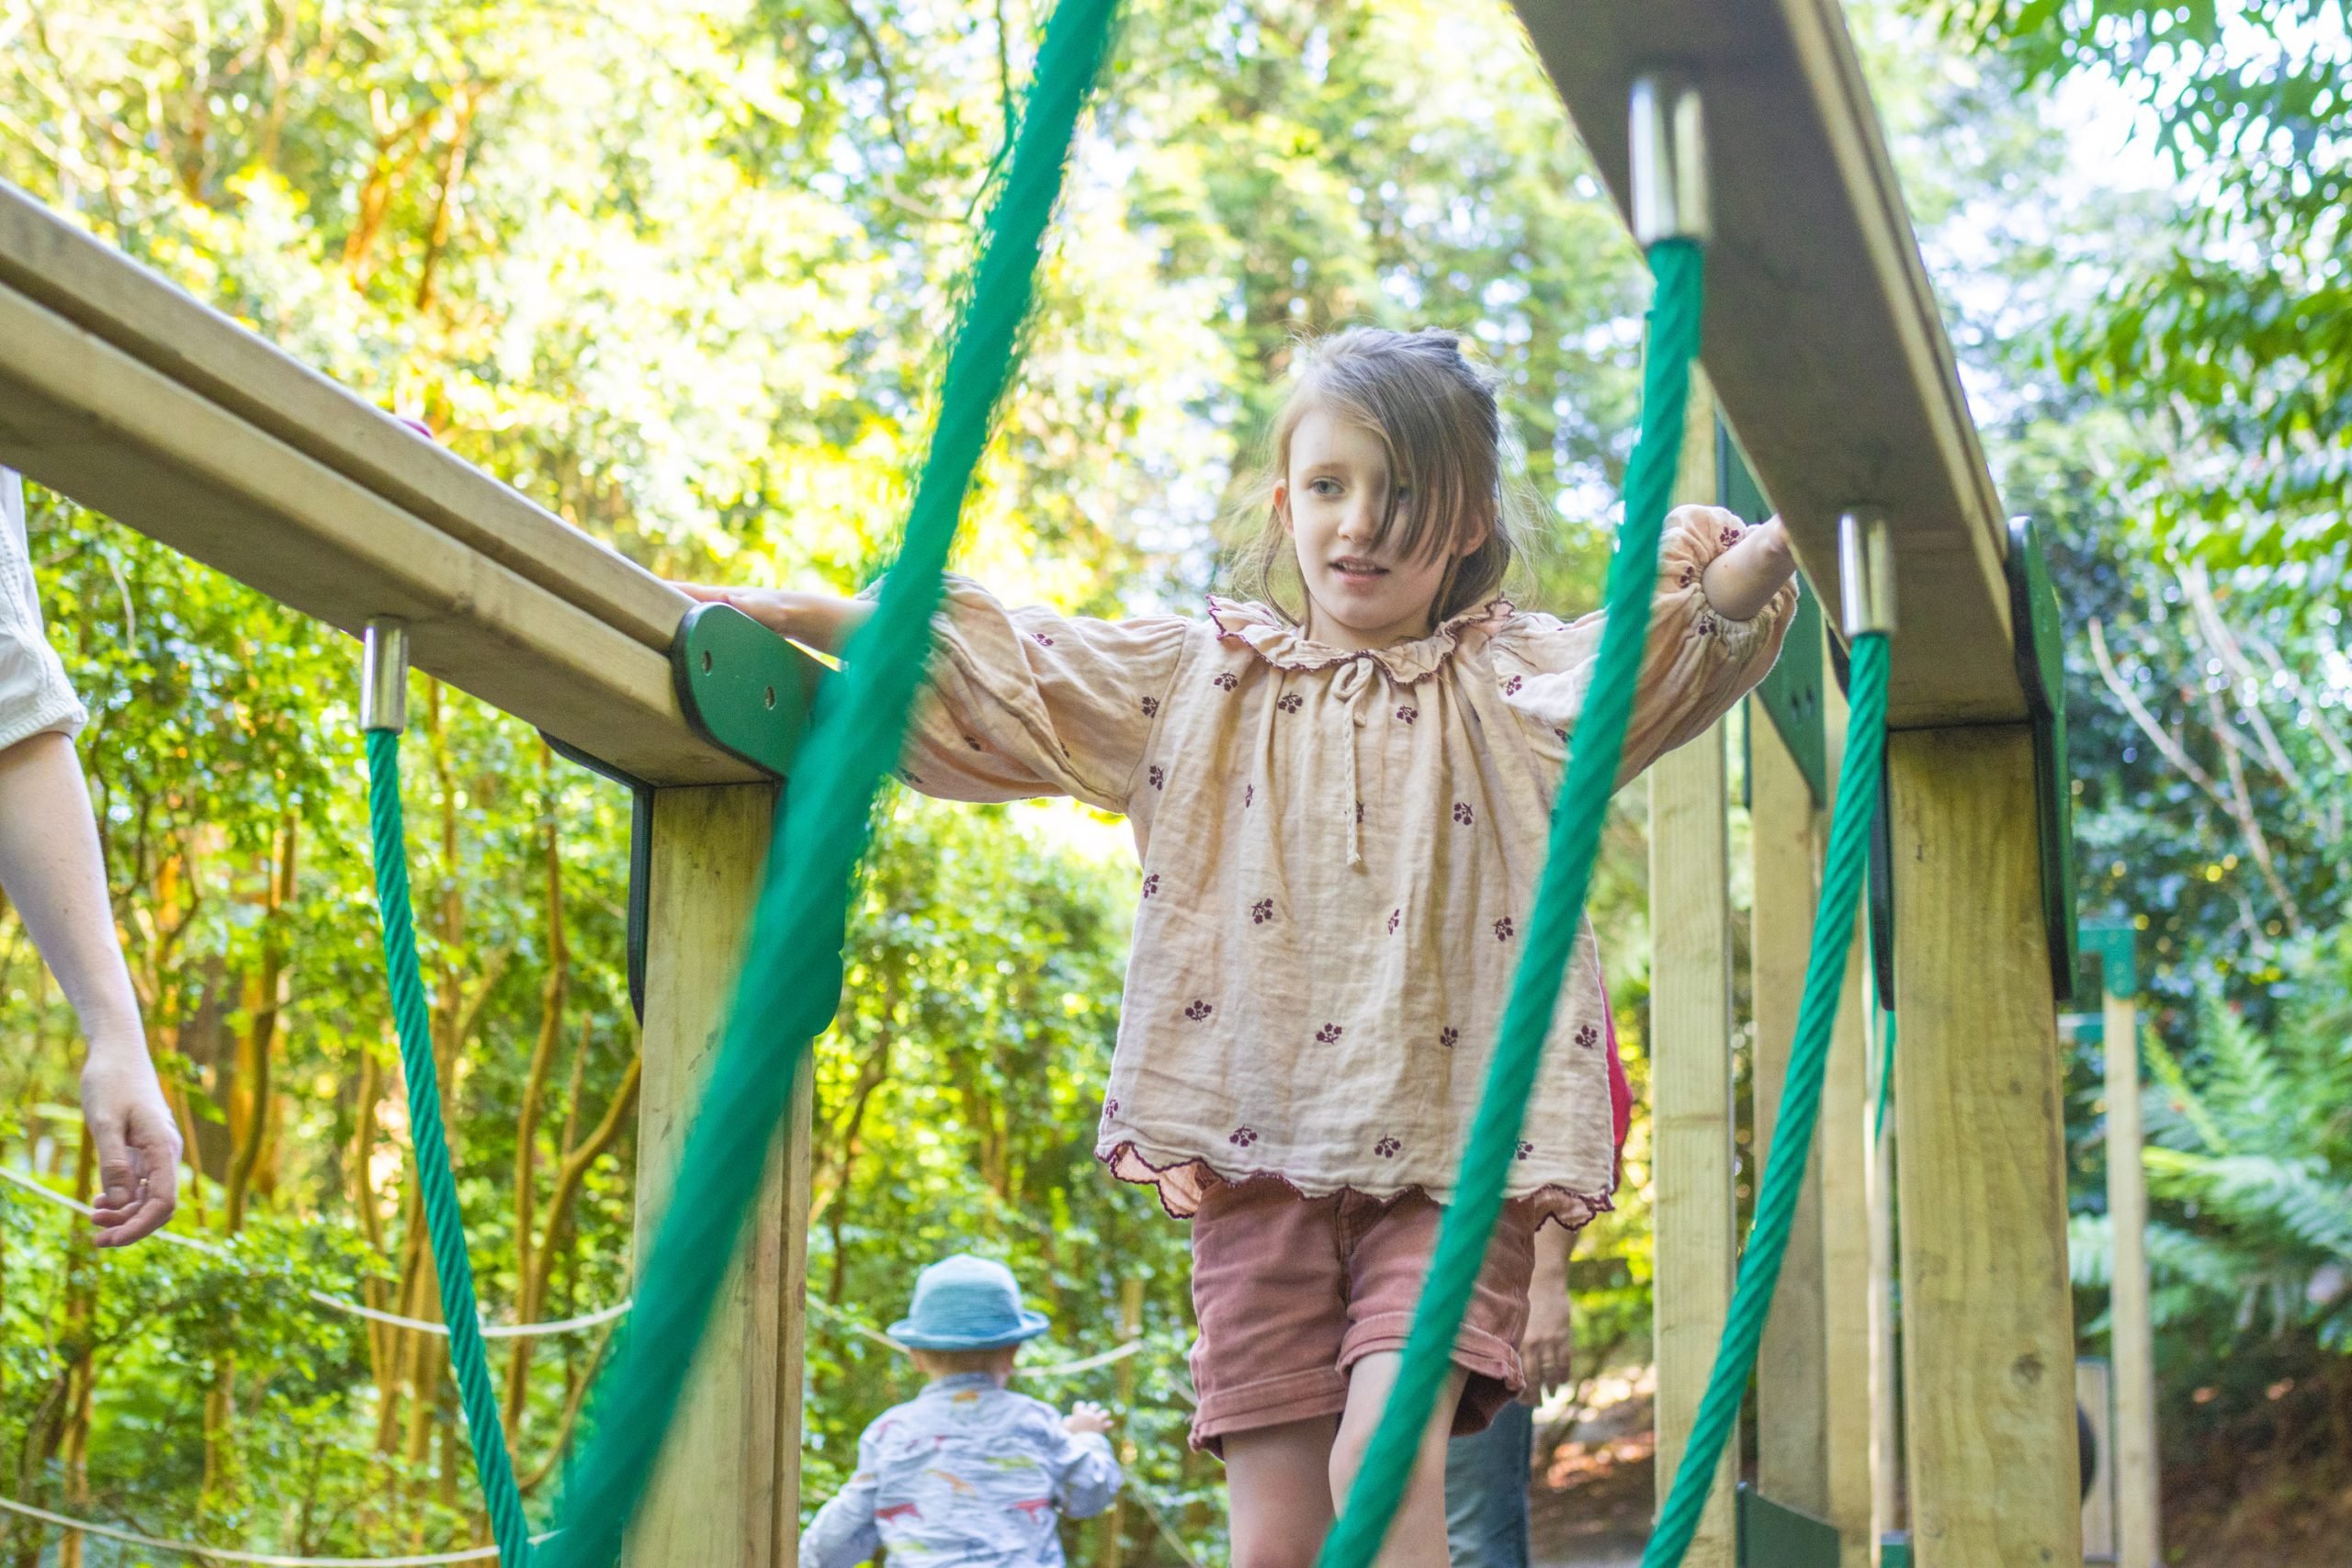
[1490,508,1795,785]
[0,471,88,752]
[797,1432,883,1568]
[1045,1426,1122,1520]
[899,576,1191,815]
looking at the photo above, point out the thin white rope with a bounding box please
[0,1495,557,1567]
[800,1294,1141,1380]
[0,1166,628,1339]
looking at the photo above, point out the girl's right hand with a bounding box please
[1062,1401,1115,1436]
[675,583,871,656]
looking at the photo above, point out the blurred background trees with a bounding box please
[2,0,2347,1562]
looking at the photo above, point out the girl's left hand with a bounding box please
[1690,506,1798,623]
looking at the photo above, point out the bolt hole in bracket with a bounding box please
[538,604,821,1024]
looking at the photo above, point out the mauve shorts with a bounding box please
[1185,1178,1539,1453]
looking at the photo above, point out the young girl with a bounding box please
[688,328,1796,1568]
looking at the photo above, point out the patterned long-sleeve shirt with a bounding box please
[899,509,1793,1231]
[799,1375,1122,1568]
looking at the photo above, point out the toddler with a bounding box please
[799,1255,1121,1568]
[696,327,1796,1567]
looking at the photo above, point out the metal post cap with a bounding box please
[1630,73,1710,246]
[1838,510,1896,639]
[360,617,411,733]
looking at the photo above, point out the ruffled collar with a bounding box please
[1205,596,1514,685]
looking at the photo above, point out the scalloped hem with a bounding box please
[1096,1138,1613,1233]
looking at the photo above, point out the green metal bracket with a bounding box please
[2065,918,2139,1043]
[540,734,653,1026]
[2007,515,2079,1004]
[1736,1485,1843,1568]
[2079,917,2136,998]
[671,602,821,780]
[1879,1533,1912,1568]
[1721,423,1827,808]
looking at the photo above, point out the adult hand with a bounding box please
[1062,1400,1114,1437]
[81,1043,181,1246]
[1520,1289,1574,1405]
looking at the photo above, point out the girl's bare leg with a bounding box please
[1224,1415,1340,1568]
[1329,1351,1468,1568]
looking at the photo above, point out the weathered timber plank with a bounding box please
[0,182,684,652]
[1817,666,1878,1567]
[631,784,808,1568]
[2104,990,2161,1568]
[1509,0,2021,728]
[0,283,756,785]
[1891,727,2080,1566]
[1648,373,1737,1565]
[1751,706,1830,1516]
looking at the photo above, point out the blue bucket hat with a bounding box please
[888,1254,1051,1351]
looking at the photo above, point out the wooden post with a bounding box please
[1815,664,1877,1567]
[1867,1055,1900,1564]
[1099,1275,1147,1568]
[1890,728,2080,1567]
[1649,370,1736,1565]
[1750,707,1830,1516]
[627,784,811,1568]
[2077,1359,2117,1562]
[2104,985,2161,1568]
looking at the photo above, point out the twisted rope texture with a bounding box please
[1642,631,1890,1567]
[365,727,533,1567]
[1317,236,1705,1568]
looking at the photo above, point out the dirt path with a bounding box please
[1529,1387,1655,1568]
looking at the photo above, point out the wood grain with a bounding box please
[1750,709,1830,1516]
[1648,372,1736,1565]
[1507,0,2021,728]
[2104,991,2161,1568]
[1890,727,2080,1567]
[1817,664,1879,1566]
[628,784,808,1568]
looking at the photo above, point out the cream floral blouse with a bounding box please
[900,510,1795,1230]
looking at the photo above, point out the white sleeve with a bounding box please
[0,470,89,752]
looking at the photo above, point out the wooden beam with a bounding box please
[1648,372,1736,1566]
[1816,668,1878,1567]
[1751,707,1830,1517]
[1890,727,2079,1566]
[1508,0,2022,729]
[0,281,760,786]
[629,784,809,1568]
[2104,989,2162,1568]
[0,183,683,651]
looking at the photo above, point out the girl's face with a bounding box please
[1277,404,1482,650]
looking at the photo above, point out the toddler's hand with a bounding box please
[1062,1401,1114,1437]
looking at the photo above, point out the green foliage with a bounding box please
[1928,0,2351,560]
[1,1,1656,1562]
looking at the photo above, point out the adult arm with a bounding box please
[0,731,180,1244]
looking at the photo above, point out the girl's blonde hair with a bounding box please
[1229,327,1542,626]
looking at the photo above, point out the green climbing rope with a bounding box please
[537,4,1121,1564]
[1642,630,1889,1568]
[365,727,533,1568]
[1317,234,1706,1568]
